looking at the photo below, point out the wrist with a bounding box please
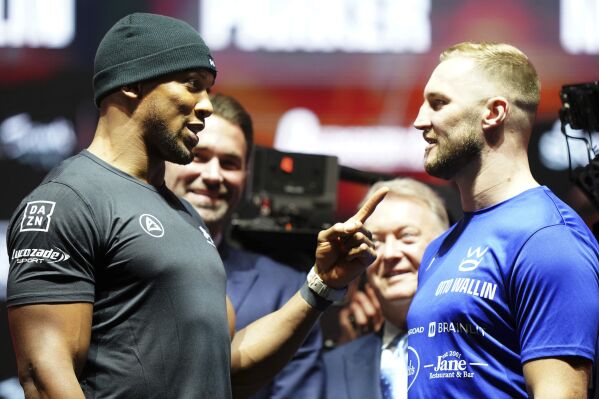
[299,282,332,311]
[307,267,347,302]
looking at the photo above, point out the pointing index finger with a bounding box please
[351,187,389,224]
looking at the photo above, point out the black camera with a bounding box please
[559,81,599,132]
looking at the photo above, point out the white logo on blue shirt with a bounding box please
[458,246,488,272]
[425,256,436,271]
[407,346,421,391]
[422,350,488,380]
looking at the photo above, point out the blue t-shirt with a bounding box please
[406,186,599,398]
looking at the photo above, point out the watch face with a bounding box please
[308,268,347,301]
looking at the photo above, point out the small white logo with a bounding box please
[208,57,216,68]
[425,256,436,271]
[458,246,488,272]
[199,226,216,247]
[139,214,164,238]
[407,346,420,391]
[20,201,56,232]
[428,322,436,337]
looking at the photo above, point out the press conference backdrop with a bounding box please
[1,0,598,390]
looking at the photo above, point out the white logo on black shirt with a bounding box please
[20,201,56,232]
[12,247,70,264]
[139,214,165,238]
[199,226,216,248]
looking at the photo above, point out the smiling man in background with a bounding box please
[166,93,324,399]
[325,178,449,399]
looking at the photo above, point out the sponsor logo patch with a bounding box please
[139,214,164,238]
[427,321,486,338]
[199,226,216,248]
[423,350,488,380]
[408,326,425,336]
[458,246,488,272]
[407,346,421,391]
[11,247,70,264]
[428,321,436,337]
[20,201,56,232]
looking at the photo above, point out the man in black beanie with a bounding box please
[5,13,387,399]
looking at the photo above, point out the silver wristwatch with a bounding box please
[307,267,347,302]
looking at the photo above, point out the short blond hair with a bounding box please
[441,42,540,115]
[360,178,449,230]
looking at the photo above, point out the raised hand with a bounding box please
[313,187,388,288]
[337,282,384,344]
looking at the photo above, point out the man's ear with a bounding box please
[120,83,142,100]
[482,97,508,130]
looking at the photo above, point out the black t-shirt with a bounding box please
[7,150,231,398]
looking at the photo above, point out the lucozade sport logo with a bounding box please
[11,247,70,264]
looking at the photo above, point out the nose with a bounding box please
[413,102,431,131]
[195,92,213,120]
[201,157,223,185]
[381,234,403,264]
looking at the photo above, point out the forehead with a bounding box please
[365,196,437,232]
[424,57,482,98]
[197,115,247,158]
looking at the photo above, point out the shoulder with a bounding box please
[513,223,599,282]
[514,187,598,266]
[495,187,588,239]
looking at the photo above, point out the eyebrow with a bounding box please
[425,91,447,100]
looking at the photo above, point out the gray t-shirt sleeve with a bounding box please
[7,182,99,306]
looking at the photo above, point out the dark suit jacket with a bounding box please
[221,243,324,399]
[323,332,383,399]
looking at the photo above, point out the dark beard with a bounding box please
[425,132,483,180]
[144,111,193,165]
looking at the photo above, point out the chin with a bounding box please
[384,286,417,302]
[168,151,193,165]
[425,162,453,180]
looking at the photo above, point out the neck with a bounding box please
[88,106,165,187]
[454,147,539,212]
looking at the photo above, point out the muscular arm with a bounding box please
[230,293,321,397]
[229,187,388,397]
[8,303,92,399]
[523,357,591,399]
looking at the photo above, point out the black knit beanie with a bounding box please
[93,13,217,107]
